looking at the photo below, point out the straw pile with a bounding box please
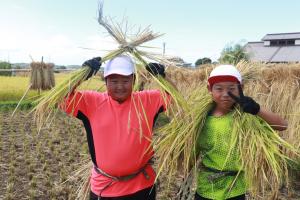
[30,62,55,90]
[30,62,43,90]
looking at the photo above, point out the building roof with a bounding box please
[262,32,300,41]
[245,42,300,62]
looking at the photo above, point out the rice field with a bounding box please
[1,62,300,199]
[0,73,104,102]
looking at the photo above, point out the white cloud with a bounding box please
[2,30,219,65]
[0,32,124,65]
[83,35,118,50]
[11,4,26,12]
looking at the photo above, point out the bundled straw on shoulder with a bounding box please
[153,61,300,199]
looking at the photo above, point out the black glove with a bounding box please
[228,84,260,115]
[145,63,166,77]
[82,57,102,80]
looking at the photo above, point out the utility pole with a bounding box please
[163,42,166,56]
[7,52,10,63]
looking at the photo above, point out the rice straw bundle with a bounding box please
[193,65,212,81]
[229,110,298,199]
[42,63,55,90]
[154,85,212,184]
[64,158,92,200]
[153,62,300,199]
[29,61,56,91]
[32,67,90,132]
[30,62,43,90]
[154,99,298,199]
[49,64,55,87]
[240,63,300,163]
[31,3,180,131]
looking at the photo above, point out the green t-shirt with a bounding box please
[196,112,247,200]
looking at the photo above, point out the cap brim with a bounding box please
[208,75,240,86]
[104,71,134,78]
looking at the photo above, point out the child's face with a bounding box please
[209,81,240,111]
[106,74,134,103]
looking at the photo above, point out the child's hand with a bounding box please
[145,63,166,77]
[228,84,260,115]
[82,57,102,80]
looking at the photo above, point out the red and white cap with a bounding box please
[104,55,135,78]
[208,65,242,87]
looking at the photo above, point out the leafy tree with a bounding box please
[0,61,12,76]
[219,43,248,65]
[195,57,212,66]
[56,65,67,70]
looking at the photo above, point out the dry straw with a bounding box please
[12,61,56,118]
[30,61,55,91]
[30,62,43,90]
[231,109,298,199]
[153,61,300,199]
[154,85,212,186]
[31,2,181,132]
[42,63,55,90]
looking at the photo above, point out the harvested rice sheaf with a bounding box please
[154,61,300,199]
[30,62,55,90]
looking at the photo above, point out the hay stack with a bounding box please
[30,61,55,90]
[30,62,43,90]
[42,63,55,90]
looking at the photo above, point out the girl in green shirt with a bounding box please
[195,65,288,200]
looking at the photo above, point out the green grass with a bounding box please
[0,100,33,111]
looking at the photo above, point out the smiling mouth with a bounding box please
[115,91,126,95]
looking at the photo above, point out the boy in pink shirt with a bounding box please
[62,55,171,200]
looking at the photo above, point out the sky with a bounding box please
[1,0,300,66]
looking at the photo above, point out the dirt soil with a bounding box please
[0,111,299,200]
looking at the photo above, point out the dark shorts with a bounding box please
[90,185,156,200]
[195,192,245,200]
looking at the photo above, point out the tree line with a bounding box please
[195,43,248,66]
[0,42,248,76]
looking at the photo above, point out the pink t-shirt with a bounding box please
[62,90,169,197]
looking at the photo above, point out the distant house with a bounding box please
[245,32,300,63]
[167,56,192,67]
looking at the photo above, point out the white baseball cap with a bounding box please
[208,65,242,87]
[104,55,135,78]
